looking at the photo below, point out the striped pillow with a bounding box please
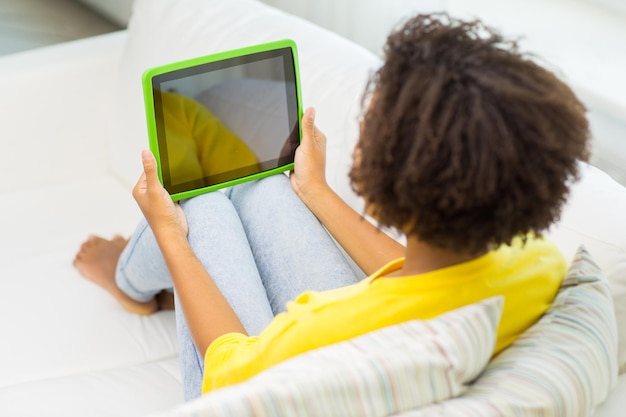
[156,297,503,417]
[408,245,619,417]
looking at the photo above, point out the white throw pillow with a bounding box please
[153,297,502,417]
[547,163,626,372]
[409,246,618,417]
[110,0,380,214]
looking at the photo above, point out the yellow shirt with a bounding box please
[160,91,258,187]
[202,236,566,393]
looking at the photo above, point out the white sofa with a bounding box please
[1,0,625,415]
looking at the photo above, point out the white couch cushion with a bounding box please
[110,0,380,214]
[153,297,502,417]
[0,358,182,417]
[0,176,182,416]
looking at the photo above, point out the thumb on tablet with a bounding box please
[141,150,161,188]
[302,107,315,135]
[134,150,161,203]
[302,108,324,146]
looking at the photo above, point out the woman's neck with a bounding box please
[384,236,487,278]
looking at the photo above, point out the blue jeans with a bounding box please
[115,174,361,400]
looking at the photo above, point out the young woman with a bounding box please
[74,13,590,400]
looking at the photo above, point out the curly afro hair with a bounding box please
[349,13,590,255]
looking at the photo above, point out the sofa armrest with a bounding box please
[0,31,127,194]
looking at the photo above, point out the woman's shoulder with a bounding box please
[509,234,566,264]
[494,234,568,286]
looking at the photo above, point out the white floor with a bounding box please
[0,0,119,55]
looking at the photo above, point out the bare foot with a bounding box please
[156,290,175,311]
[73,235,158,315]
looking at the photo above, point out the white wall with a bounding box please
[589,0,626,14]
[261,0,447,56]
[77,0,133,27]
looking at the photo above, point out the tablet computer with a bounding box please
[142,39,302,201]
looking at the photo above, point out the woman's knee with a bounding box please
[255,174,291,195]
[179,191,232,225]
[228,174,293,208]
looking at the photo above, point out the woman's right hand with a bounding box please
[132,150,188,239]
[290,107,330,206]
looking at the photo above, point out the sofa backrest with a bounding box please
[108,0,381,215]
[110,0,626,374]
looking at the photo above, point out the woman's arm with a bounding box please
[133,150,246,355]
[290,109,405,276]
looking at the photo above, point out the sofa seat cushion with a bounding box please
[0,176,182,416]
[0,358,181,417]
